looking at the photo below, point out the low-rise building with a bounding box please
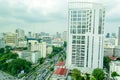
[52,37,64,47]
[18,51,41,64]
[114,46,120,57]
[104,46,120,57]
[51,62,67,80]
[110,61,120,80]
[104,37,117,47]
[51,68,68,80]
[18,41,27,48]
[27,38,46,58]
[46,46,53,54]
[104,47,114,57]
[55,62,65,70]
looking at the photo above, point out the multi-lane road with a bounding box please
[23,52,62,80]
[36,53,60,80]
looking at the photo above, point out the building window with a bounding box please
[77,25,81,28]
[73,36,76,39]
[77,40,80,44]
[77,36,80,39]
[72,40,76,44]
[73,29,76,34]
[77,29,81,34]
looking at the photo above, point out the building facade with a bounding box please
[110,61,120,80]
[62,31,67,41]
[67,0,105,72]
[27,39,47,58]
[15,28,25,40]
[18,51,41,64]
[118,27,120,45]
[5,32,18,47]
[0,39,5,48]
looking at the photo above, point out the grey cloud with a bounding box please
[0,0,66,24]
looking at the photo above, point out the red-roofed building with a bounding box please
[55,62,65,70]
[54,68,67,76]
[109,56,117,60]
[51,68,68,80]
[56,62,65,66]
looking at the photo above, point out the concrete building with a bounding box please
[18,51,41,63]
[62,31,67,41]
[114,46,120,57]
[55,62,65,70]
[18,41,27,48]
[56,32,61,38]
[67,0,105,72]
[104,37,118,48]
[104,47,114,57]
[28,32,32,38]
[51,62,67,80]
[42,36,52,45]
[51,68,68,80]
[46,46,53,54]
[104,46,120,57]
[0,33,5,39]
[0,39,5,48]
[118,27,120,45]
[39,32,49,37]
[52,38,64,47]
[5,32,18,47]
[15,28,25,40]
[110,61,120,80]
[52,41,64,47]
[27,38,46,58]
[33,33,39,39]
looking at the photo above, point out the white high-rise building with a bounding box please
[67,0,105,72]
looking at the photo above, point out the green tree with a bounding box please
[117,57,120,60]
[50,61,53,64]
[92,68,105,80]
[59,58,64,62]
[0,62,8,71]
[85,73,90,80]
[50,67,54,71]
[103,56,111,72]
[52,46,63,53]
[5,46,12,53]
[63,41,67,48]
[62,52,66,59]
[0,48,5,53]
[71,69,82,80]
[111,71,120,79]
[1,52,18,60]
[7,58,32,76]
[90,76,96,80]
[38,57,45,64]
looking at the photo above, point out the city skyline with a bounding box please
[0,0,120,34]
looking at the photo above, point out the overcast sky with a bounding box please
[0,0,120,34]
